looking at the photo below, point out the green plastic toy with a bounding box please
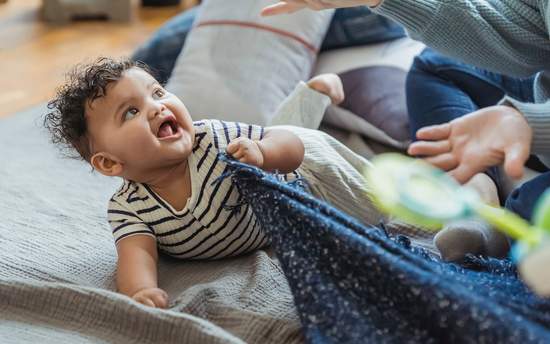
[365,153,550,295]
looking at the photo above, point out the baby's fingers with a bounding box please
[150,292,169,309]
[134,295,156,308]
[226,140,241,154]
[232,149,246,160]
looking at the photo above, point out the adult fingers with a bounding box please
[448,162,478,185]
[261,2,305,16]
[407,140,451,157]
[415,123,452,141]
[303,0,326,10]
[504,143,529,179]
[423,153,458,171]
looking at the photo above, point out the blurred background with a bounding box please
[0,0,198,117]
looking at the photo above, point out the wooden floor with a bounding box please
[0,0,197,117]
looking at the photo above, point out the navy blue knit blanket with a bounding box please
[222,157,550,344]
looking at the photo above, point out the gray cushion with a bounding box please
[339,66,409,142]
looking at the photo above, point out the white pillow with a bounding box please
[314,38,425,149]
[166,0,334,125]
[313,37,425,75]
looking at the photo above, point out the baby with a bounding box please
[45,58,381,308]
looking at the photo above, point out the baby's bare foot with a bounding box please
[307,73,344,105]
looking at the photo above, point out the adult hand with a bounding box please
[261,0,380,17]
[407,105,532,184]
[132,287,169,308]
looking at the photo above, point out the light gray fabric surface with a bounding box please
[0,104,303,344]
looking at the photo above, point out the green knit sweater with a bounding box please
[373,0,550,156]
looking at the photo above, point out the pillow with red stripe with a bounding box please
[165,0,334,125]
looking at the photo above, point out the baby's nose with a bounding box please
[149,102,167,119]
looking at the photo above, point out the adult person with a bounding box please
[405,47,539,260]
[263,0,550,261]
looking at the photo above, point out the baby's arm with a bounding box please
[116,235,168,308]
[226,128,304,173]
[226,74,344,172]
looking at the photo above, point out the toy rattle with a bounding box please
[364,153,550,296]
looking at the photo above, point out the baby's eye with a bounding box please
[153,89,166,99]
[124,107,139,121]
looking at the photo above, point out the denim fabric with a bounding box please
[132,6,405,83]
[406,48,548,218]
[224,157,550,344]
[320,7,405,51]
[406,48,536,138]
[506,173,550,221]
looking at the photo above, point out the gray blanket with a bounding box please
[0,105,303,343]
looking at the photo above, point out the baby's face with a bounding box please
[86,67,194,181]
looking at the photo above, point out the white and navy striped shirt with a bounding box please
[108,120,299,260]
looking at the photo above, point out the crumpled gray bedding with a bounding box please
[0,105,303,344]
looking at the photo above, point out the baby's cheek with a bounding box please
[118,130,155,158]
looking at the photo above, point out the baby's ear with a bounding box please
[90,152,123,177]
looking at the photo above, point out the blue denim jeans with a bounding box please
[406,48,546,220]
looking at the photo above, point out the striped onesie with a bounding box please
[108,119,299,260]
[108,83,383,260]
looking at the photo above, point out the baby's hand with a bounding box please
[307,73,345,105]
[132,287,169,308]
[226,137,264,168]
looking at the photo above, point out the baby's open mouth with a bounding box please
[157,117,180,139]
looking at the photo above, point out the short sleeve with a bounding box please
[206,120,264,151]
[108,199,155,244]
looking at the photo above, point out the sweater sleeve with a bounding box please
[373,0,550,78]
[500,96,550,156]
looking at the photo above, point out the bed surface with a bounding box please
[0,105,303,343]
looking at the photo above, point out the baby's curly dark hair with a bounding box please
[44,57,152,162]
